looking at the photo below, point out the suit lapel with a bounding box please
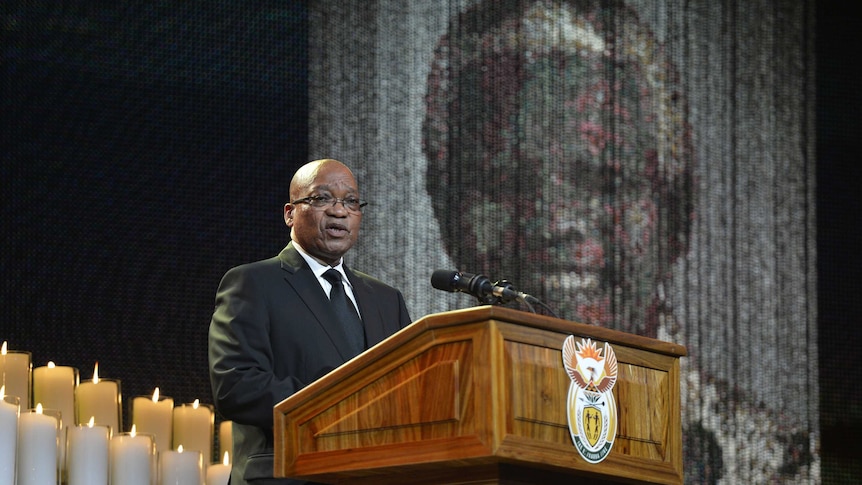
[278,243,358,361]
[344,266,386,347]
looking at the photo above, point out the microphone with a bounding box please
[430,270,539,305]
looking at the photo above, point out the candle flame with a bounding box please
[193,399,200,409]
[36,403,44,414]
[178,444,184,453]
[130,424,137,437]
[48,361,56,368]
[1,341,6,354]
[152,387,160,402]
[92,362,100,384]
[88,416,95,427]
[223,451,230,465]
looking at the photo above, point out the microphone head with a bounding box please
[431,270,493,299]
[431,269,460,292]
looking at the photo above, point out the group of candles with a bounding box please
[0,342,233,485]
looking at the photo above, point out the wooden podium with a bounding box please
[274,306,686,484]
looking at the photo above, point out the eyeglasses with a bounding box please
[291,195,368,213]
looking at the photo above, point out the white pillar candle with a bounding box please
[75,363,121,434]
[66,419,109,485]
[160,446,203,485]
[110,429,155,485]
[0,392,19,485]
[17,404,60,485]
[33,362,78,479]
[132,388,174,453]
[0,342,32,409]
[205,452,231,485]
[32,363,77,429]
[218,420,232,459]
[172,400,214,463]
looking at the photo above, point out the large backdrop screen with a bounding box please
[308,1,818,483]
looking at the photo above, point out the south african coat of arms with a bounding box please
[561,336,618,463]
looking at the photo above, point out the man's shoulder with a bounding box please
[222,252,299,283]
[228,255,282,273]
[225,245,302,275]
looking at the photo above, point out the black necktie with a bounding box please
[323,268,366,358]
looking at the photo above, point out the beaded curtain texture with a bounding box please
[309,1,817,483]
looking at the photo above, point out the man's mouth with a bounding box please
[325,223,350,237]
[543,270,600,292]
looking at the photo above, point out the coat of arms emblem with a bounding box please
[562,336,618,463]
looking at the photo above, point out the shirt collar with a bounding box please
[292,242,351,287]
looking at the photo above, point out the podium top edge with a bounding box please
[413,305,688,358]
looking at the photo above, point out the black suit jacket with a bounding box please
[208,243,412,484]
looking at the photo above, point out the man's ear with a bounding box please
[284,203,294,227]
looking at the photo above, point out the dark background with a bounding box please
[0,1,309,462]
[816,0,862,481]
[1,1,859,481]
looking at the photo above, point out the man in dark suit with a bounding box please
[208,159,412,485]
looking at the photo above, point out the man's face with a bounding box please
[510,45,664,327]
[457,69,663,327]
[285,162,362,266]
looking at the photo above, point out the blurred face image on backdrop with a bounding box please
[423,0,693,336]
[284,159,364,266]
